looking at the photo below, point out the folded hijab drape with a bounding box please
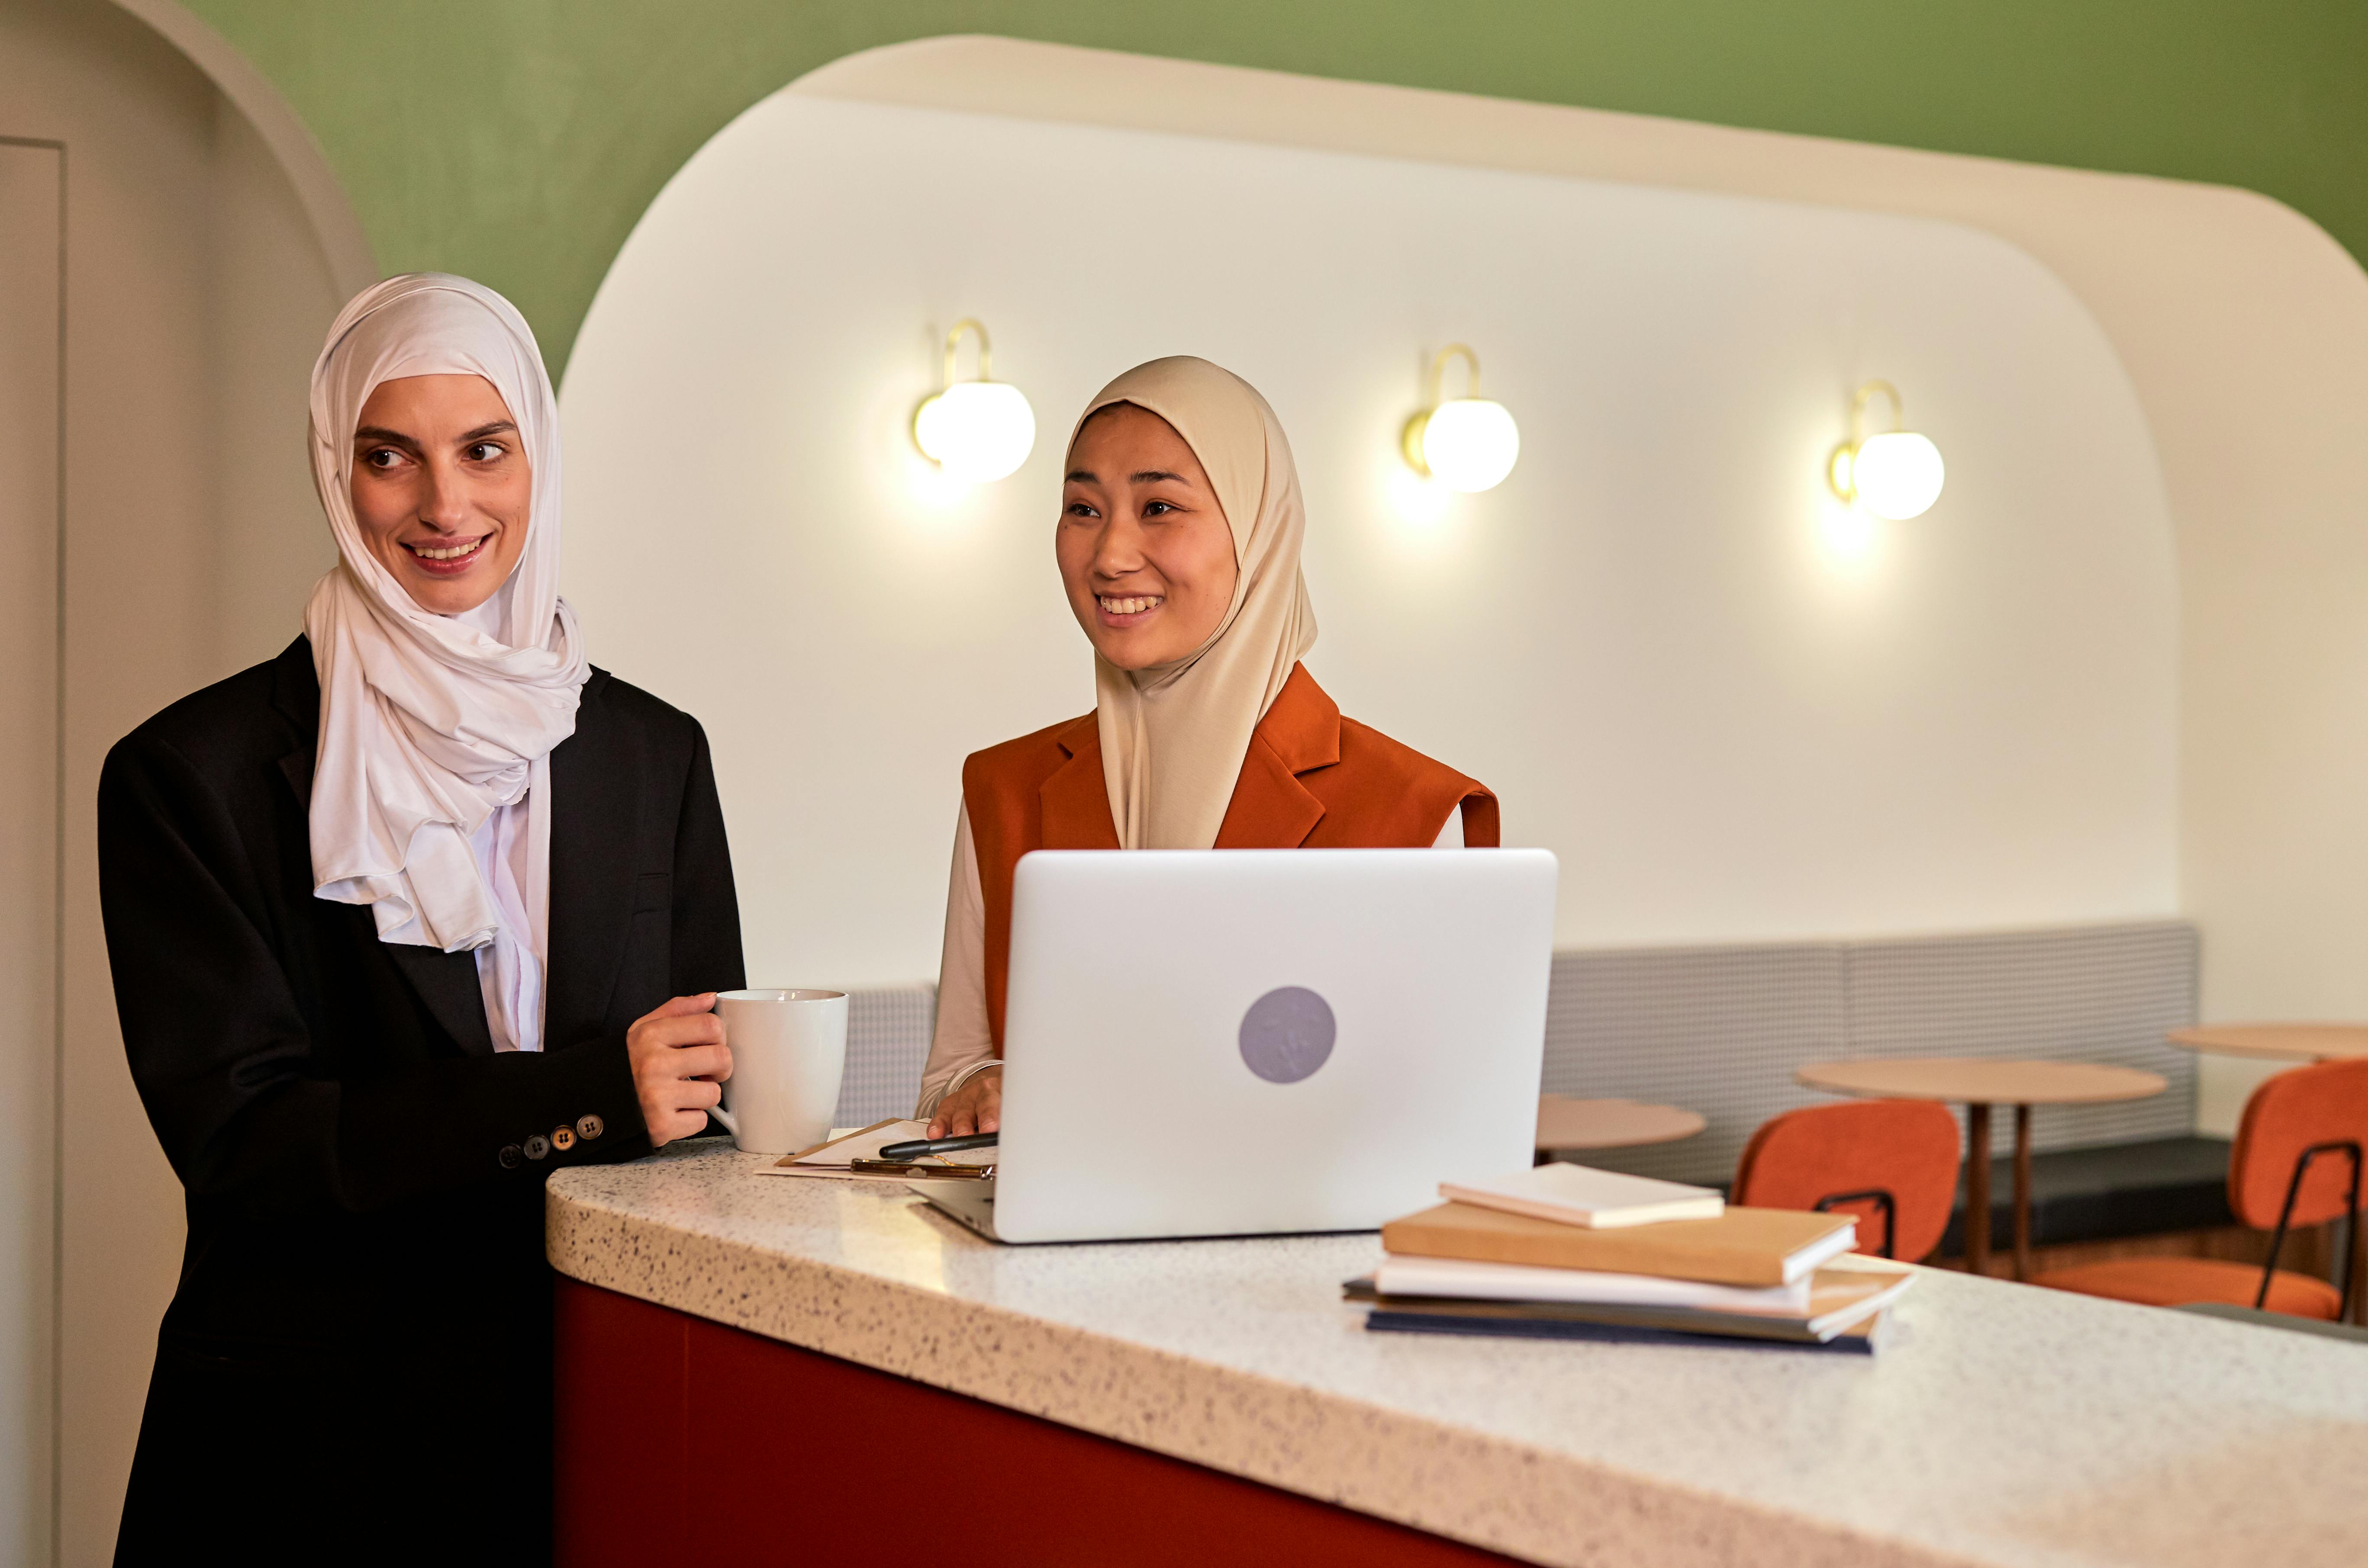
[1078,357,1318,849]
[301,274,587,1053]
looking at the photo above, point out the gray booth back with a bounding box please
[830,919,2197,1182]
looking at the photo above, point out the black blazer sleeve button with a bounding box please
[551,1126,577,1153]
[577,1114,604,1141]
[524,1135,550,1161]
[499,1144,523,1169]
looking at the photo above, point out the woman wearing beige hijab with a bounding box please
[919,356,1498,1134]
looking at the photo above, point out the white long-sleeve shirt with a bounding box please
[468,794,543,1052]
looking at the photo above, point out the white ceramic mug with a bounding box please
[710,988,848,1154]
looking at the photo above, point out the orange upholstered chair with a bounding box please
[2033,1058,2368,1321]
[1732,1101,1962,1262]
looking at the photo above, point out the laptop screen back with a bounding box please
[990,848,1558,1243]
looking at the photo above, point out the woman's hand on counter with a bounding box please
[628,993,731,1147]
[928,1069,1001,1140]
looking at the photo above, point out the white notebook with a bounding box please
[1440,1162,1725,1229]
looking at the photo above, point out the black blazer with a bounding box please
[99,636,744,1563]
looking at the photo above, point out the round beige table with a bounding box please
[2166,1024,2368,1063]
[1793,1058,2168,1281]
[1534,1095,1706,1158]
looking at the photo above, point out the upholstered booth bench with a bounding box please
[1939,1135,2235,1256]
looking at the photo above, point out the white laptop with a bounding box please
[917,847,1557,1244]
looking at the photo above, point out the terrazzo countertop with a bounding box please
[548,1140,2368,1568]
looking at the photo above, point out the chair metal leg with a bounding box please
[2349,1204,2365,1326]
[2338,1152,2362,1324]
[2013,1104,2033,1282]
[1965,1103,1992,1276]
[2258,1140,2362,1316]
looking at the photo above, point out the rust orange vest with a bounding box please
[961,663,1499,1049]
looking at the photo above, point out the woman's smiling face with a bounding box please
[1057,404,1240,671]
[349,373,531,616]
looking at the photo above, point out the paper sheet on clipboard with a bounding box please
[759,1119,995,1181]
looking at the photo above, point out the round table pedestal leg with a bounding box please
[2013,1104,2033,1282]
[1965,1103,1992,1277]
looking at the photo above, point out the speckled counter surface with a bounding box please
[548,1141,2368,1568]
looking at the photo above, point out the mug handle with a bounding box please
[707,998,736,1135]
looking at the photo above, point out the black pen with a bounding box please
[877,1131,1000,1161]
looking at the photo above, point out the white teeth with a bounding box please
[1099,595,1162,615]
[410,539,484,562]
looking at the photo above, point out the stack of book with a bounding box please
[1349,1164,1912,1354]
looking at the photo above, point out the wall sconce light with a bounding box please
[1827,380,1944,520]
[912,319,1035,483]
[1401,344,1519,493]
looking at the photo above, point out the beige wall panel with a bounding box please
[0,138,63,1568]
[206,97,340,673]
[3,2,346,1558]
[4,11,222,1560]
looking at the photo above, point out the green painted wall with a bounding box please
[180,1,2368,374]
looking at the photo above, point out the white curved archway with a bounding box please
[571,35,2368,1141]
[785,39,2368,1135]
[564,41,2179,997]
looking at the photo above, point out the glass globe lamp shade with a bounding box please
[1846,430,1944,520]
[914,380,1036,483]
[1417,397,1520,493]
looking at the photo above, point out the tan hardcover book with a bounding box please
[1382,1201,1858,1287]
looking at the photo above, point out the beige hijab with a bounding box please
[1076,357,1318,849]
[302,274,586,966]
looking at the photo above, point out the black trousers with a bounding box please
[115,1286,554,1566]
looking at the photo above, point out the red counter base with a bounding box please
[554,1277,1529,1567]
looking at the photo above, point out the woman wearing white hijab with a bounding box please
[98,274,743,1561]
[918,357,1498,1134]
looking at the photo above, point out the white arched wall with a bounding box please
[781,39,2368,1135]
[562,46,2181,1055]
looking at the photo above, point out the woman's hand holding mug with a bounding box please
[628,992,731,1147]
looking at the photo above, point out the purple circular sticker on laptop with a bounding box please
[1238,986,1337,1084]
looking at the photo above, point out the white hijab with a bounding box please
[301,275,588,997]
[1078,357,1318,849]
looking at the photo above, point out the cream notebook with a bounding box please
[1440,1163,1724,1228]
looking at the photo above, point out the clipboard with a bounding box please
[847,1157,996,1179]
[760,1119,995,1181]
